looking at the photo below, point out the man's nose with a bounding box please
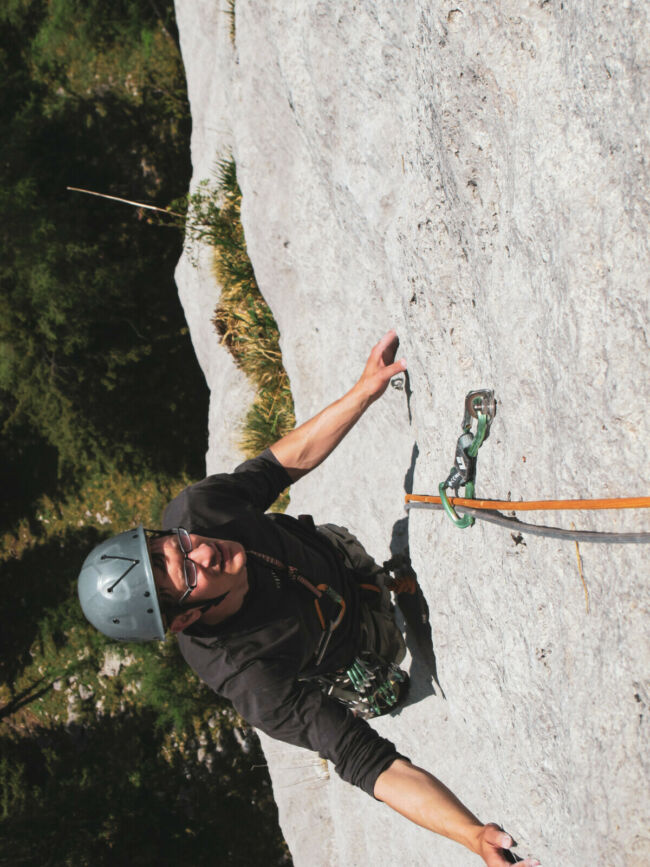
[188,542,215,568]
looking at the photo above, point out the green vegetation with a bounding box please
[226,0,237,44]
[189,161,295,507]
[1,473,288,866]
[0,2,290,863]
[0,709,282,867]
[0,0,204,506]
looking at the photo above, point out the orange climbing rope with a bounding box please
[405,494,650,511]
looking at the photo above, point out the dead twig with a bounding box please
[66,186,185,218]
[572,523,590,614]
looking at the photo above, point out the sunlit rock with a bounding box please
[174,2,649,865]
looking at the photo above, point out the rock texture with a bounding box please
[174,2,649,865]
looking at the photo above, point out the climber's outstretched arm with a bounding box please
[374,759,540,867]
[270,330,406,481]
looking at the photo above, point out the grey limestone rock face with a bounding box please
[174,2,649,865]
[174,0,254,471]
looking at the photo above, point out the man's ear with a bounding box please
[169,608,202,634]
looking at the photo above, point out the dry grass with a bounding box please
[190,160,295,507]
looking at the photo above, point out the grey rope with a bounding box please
[405,501,650,544]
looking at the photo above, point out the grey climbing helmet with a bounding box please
[78,526,166,642]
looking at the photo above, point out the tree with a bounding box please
[0,0,207,504]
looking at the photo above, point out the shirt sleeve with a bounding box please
[231,448,293,510]
[219,657,403,797]
[162,448,292,529]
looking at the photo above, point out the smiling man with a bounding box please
[78,331,540,867]
[149,531,250,627]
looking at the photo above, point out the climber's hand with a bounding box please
[353,329,406,405]
[476,824,541,867]
[269,330,406,480]
[374,760,542,866]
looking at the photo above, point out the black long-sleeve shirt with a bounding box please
[163,449,403,796]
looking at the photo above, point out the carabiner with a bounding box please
[439,480,476,528]
[439,389,497,529]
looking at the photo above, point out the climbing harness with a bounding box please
[247,549,408,716]
[408,390,650,543]
[247,550,346,665]
[438,389,497,528]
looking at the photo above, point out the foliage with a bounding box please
[189,162,296,503]
[0,469,182,691]
[0,438,290,864]
[226,0,237,45]
[0,3,290,863]
[0,711,288,866]
[0,0,207,511]
[30,0,187,119]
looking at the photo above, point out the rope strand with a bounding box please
[406,494,650,511]
[405,501,650,543]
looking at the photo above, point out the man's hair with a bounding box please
[156,587,183,626]
[147,532,185,626]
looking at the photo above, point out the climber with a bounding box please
[78,330,540,867]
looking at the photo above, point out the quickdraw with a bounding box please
[407,389,650,543]
[439,389,497,528]
[306,653,407,719]
[345,655,407,717]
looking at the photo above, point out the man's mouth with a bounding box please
[213,542,224,571]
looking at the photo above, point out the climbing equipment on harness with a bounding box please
[304,652,408,720]
[345,654,408,717]
[439,389,497,528]
[246,550,346,665]
[247,549,409,716]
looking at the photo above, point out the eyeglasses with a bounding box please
[176,527,197,604]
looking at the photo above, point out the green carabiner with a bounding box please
[439,480,475,528]
[467,411,488,457]
[439,396,494,529]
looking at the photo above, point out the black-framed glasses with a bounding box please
[176,527,197,604]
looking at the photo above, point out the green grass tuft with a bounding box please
[189,160,295,510]
[226,0,236,44]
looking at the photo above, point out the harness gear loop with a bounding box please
[440,389,497,528]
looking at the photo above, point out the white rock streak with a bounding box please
[174,2,649,865]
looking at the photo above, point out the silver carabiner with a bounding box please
[462,389,497,434]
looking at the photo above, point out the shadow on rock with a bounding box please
[385,442,446,705]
